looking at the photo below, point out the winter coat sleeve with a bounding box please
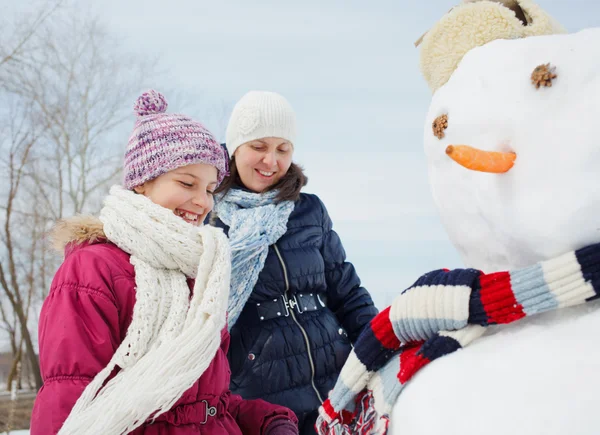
[263,418,299,435]
[228,392,298,435]
[317,197,378,343]
[30,248,123,435]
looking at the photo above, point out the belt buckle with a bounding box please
[283,294,303,314]
[200,400,217,425]
[280,294,290,317]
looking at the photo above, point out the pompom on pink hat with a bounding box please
[123,89,228,189]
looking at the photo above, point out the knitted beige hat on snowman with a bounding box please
[417,0,566,93]
[226,91,296,156]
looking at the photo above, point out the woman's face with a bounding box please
[234,137,293,193]
[134,163,218,226]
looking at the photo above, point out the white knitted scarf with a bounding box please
[58,185,231,434]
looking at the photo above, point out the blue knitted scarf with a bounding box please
[214,189,295,329]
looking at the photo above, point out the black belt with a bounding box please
[255,293,326,321]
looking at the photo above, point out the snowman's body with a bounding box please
[391,28,600,434]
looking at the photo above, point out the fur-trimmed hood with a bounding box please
[50,215,106,253]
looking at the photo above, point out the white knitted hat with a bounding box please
[225,91,296,157]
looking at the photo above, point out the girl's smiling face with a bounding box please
[134,163,218,225]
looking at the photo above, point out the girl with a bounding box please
[210,91,378,434]
[30,90,298,435]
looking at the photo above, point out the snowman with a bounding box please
[390,2,600,434]
[316,1,600,434]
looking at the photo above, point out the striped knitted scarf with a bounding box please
[317,243,600,435]
[214,188,294,328]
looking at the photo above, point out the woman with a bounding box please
[30,90,298,435]
[211,91,378,433]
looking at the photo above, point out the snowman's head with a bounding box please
[418,0,565,93]
[424,29,600,272]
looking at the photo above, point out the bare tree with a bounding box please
[0,4,155,390]
[0,1,63,70]
[0,98,44,388]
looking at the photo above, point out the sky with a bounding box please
[10,0,600,308]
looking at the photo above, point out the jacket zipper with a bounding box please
[273,244,324,404]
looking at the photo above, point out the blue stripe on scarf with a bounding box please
[510,264,558,315]
[329,380,356,414]
[378,359,404,408]
[393,318,467,343]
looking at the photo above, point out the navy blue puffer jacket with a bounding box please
[211,192,378,427]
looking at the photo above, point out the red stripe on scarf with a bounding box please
[478,271,526,323]
[398,343,428,384]
[371,306,402,349]
[322,399,337,419]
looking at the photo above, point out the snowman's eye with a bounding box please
[433,114,448,139]
[531,63,557,89]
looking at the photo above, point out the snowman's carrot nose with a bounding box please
[445,145,516,173]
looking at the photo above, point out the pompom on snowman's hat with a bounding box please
[123,90,229,189]
[416,0,566,93]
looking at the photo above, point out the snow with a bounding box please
[423,28,600,272]
[388,28,600,435]
[391,302,600,434]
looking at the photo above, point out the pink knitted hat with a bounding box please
[123,90,228,189]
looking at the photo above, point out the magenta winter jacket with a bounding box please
[30,220,297,434]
